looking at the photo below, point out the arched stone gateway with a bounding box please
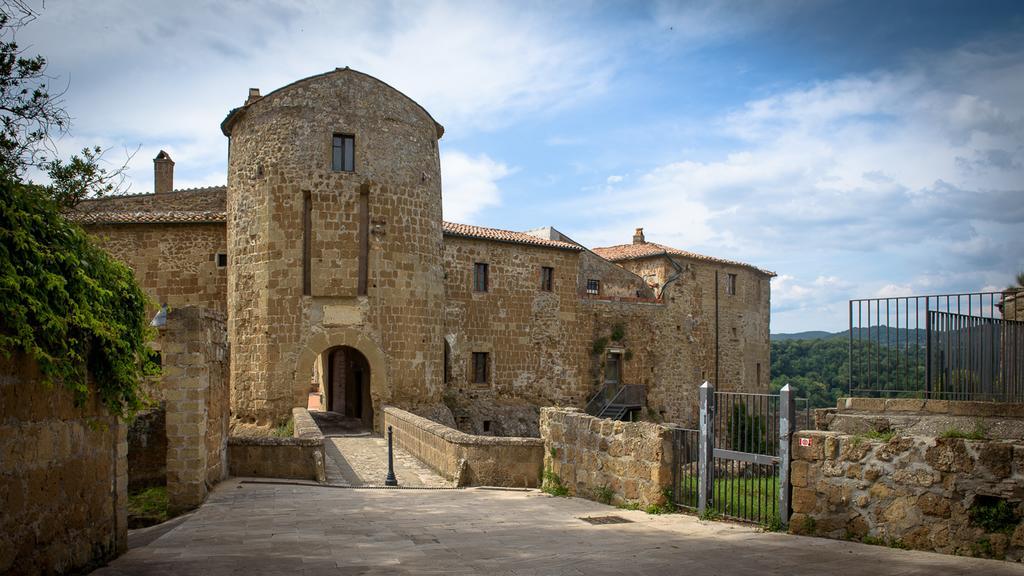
[324,346,372,427]
[294,329,390,431]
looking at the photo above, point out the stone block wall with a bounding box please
[86,222,228,313]
[228,409,325,481]
[383,406,544,487]
[539,407,673,507]
[791,429,1024,560]
[0,353,127,575]
[158,306,229,513]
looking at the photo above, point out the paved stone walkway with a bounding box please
[93,479,1024,575]
[324,435,449,488]
[309,410,449,488]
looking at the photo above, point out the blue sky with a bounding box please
[17,0,1024,332]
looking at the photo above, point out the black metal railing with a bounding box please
[848,291,1023,401]
[584,384,645,419]
[671,427,700,511]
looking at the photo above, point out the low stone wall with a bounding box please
[791,429,1024,561]
[383,405,544,487]
[0,353,127,575]
[539,407,673,507]
[228,408,325,481]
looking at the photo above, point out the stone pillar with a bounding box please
[161,309,210,513]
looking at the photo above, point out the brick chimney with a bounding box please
[633,227,645,244]
[154,150,174,194]
[245,88,262,105]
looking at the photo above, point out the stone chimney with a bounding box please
[154,150,174,194]
[633,227,646,244]
[245,88,262,105]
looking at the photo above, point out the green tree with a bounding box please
[0,2,154,417]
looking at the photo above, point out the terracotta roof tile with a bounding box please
[72,211,226,225]
[442,221,582,251]
[592,242,775,276]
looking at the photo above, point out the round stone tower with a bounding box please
[221,68,446,426]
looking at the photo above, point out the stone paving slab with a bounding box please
[92,479,1024,575]
[324,435,450,487]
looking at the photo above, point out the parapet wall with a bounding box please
[0,353,127,575]
[792,429,1024,560]
[227,408,326,481]
[539,407,673,507]
[383,406,544,487]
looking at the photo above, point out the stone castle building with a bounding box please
[75,68,775,435]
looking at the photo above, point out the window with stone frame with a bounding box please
[473,262,489,292]
[586,279,600,295]
[472,352,489,385]
[215,253,228,268]
[540,266,554,291]
[332,134,355,172]
[726,273,737,295]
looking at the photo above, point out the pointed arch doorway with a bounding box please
[324,345,373,429]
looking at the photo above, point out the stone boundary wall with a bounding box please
[791,429,1024,561]
[382,406,544,487]
[227,408,325,481]
[159,306,229,514]
[127,405,167,491]
[0,353,127,575]
[837,397,1024,417]
[539,407,673,507]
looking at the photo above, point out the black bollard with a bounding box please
[384,425,398,486]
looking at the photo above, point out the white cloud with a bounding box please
[440,150,511,222]
[606,175,623,184]
[22,0,615,192]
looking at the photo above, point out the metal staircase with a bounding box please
[585,384,645,421]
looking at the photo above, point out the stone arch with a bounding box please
[294,329,390,429]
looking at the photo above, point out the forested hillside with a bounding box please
[769,338,849,408]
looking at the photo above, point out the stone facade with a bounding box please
[540,407,674,507]
[791,429,1024,560]
[72,68,774,434]
[383,405,544,487]
[228,409,326,481]
[0,353,127,575]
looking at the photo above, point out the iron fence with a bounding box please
[848,292,1023,401]
[670,428,700,511]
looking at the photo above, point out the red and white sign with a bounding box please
[799,438,812,447]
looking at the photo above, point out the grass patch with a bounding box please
[272,418,294,438]
[594,485,614,505]
[863,430,896,442]
[761,514,785,532]
[709,476,779,521]
[940,422,987,441]
[542,469,569,497]
[860,535,907,549]
[617,501,641,511]
[128,486,170,523]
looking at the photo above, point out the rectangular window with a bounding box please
[215,253,228,268]
[473,262,489,292]
[540,266,554,291]
[332,134,355,172]
[726,273,737,295]
[586,279,600,295]
[472,352,489,384]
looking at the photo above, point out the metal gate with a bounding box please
[672,382,797,526]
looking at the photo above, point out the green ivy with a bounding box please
[0,177,156,418]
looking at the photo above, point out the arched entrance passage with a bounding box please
[325,346,373,428]
[294,329,390,432]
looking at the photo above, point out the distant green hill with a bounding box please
[772,326,928,346]
[771,331,840,341]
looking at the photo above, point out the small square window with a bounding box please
[216,253,228,268]
[472,352,489,384]
[473,262,489,292]
[586,279,600,295]
[332,134,355,172]
[540,266,554,291]
[726,273,737,295]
